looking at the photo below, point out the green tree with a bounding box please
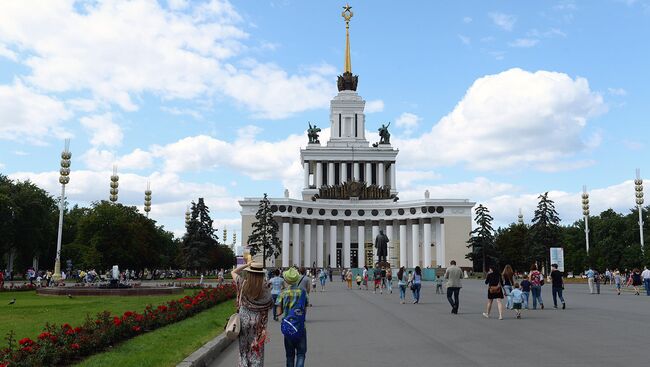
[181,198,234,271]
[247,193,281,267]
[494,223,529,272]
[529,192,561,273]
[466,204,496,273]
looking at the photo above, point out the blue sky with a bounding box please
[1,0,649,244]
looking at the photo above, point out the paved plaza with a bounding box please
[213,279,647,367]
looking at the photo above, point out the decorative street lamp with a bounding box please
[53,139,71,282]
[517,208,524,225]
[109,165,119,203]
[185,207,191,229]
[144,181,152,217]
[635,169,644,251]
[582,185,590,253]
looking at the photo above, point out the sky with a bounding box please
[1,0,649,247]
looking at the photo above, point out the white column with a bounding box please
[329,221,338,267]
[303,162,309,188]
[378,162,385,186]
[412,221,420,267]
[365,162,372,184]
[316,162,323,188]
[372,222,379,264]
[435,218,442,267]
[440,218,446,267]
[327,162,335,186]
[399,221,407,268]
[353,162,360,181]
[343,222,351,268]
[385,222,393,267]
[341,162,347,183]
[390,163,396,190]
[316,221,324,268]
[282,219,290,267]
[423,218,432,269]
[357,221,365,268]
[303,222,312,267]
[292,221,300,267]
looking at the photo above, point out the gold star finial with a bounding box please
[342,4,354,73]
[342,4,353,23]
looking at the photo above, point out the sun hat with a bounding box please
[283,267,301,284]
[244,262,265,274]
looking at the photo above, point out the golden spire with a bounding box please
[342,4,353,73]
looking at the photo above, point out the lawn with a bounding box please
[74,299,235,367]
[0,290,199,341]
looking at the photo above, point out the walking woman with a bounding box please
[502,265,514,309]
[232,262,273,367]
[483,266,504,320]
[530,264,545,309]
[411,266,422,304]
[397,266,407,304]
[631,268,642,295]
[318,268,327,291]
[346,269,353,289]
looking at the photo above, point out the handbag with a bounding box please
[225,279,245,340]
[488,285,501,295]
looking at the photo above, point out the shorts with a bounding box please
[356,281,361,285]
[513,303,522,310]
[374,279,381,286]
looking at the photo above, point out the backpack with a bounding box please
[280,286,307,341]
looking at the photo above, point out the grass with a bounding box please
[0,290,198,341]
[74,300,235,367]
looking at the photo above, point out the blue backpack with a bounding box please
[280,285,307,341]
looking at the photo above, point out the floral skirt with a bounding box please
[238,306,269,367]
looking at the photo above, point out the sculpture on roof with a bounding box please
[307,122,321,144]
[378,122,391,144]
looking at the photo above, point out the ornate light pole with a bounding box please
[109,165,119,203]
[185,207,191,229]
[53,139,71,281]
[582,185,590,253]
[144,181,152,217]
[635,169,644,251]
[517,208,524,225]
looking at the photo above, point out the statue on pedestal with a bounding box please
[374,230,389,263]
[307,122,321,144]
[378,122,391,144]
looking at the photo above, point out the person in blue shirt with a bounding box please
[269,269,285,321]
[586,267,595,294]
[520,275,531,309]
[510,283,524,319]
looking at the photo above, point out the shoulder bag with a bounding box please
[225,279,244,340]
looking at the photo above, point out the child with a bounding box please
[311,276,317,292]
[511,282,524,319]
[520,275,531,309]
[355,274,362,289]
[435,275,443,294]
[374,268,382,294]
[614,270,622,295]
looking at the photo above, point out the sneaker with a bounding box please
[553,306,558,309]
[562,303,566,310]
[482,312,489,319]
[541,304,544,310]
[498,316,503,320]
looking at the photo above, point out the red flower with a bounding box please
[132,326,141,332]
[20,346,33,353]
[62,323,71,329]
[123,311,134,318]
[18,338,33,346]
[38,332,51,340]
[134,314,144,322]
[49,335,58,343]
[113,317,122,326]
[95,319,102,325]
[184,304,192,310]
[65,329,75,335]
[70,343,80,350]
[74,327,81,333]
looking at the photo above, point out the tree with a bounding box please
[494,222,529,272]
[466,204,496,273]
[529,192,561,273]
[247,193,281,267]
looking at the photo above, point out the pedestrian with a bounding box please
[594,269,601,294]
[362,266,369,290]
[269,269,285,321]
[641,266,650,296]
[380,267,387,292]
[345,269,353,289]
[444,260,462,314]
[520,275,531,309]
[483,266,504,320]
[298,267,311,307]
[586,267,595,294]
[386,267,393,294]
[529,264,545,310]
[397,266,408,304]
[328,266,333,282]
[355,273,362,289]
[318,268,327,291]
[435,275,443,294]
[0,269,4,289]
[501,265,514,309]
[631,268,642,295]
[277,267,307,367]
[511,282,524,319]
[550,264,566,309]
[614,269,622,295]
[231,262,273,367]
[341,268,346,282]
[311,276,317,292]
[373,267,382,294]
[411,266,422,304]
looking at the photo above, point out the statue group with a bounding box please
[307,122,321,144]
[378,122,391,144]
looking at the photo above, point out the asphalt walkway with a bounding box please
[211,280,648,366]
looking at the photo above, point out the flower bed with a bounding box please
[0,284,236,367]
[0,284,36,292]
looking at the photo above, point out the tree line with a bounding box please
[467,192,650,274]
[0,175,235,275]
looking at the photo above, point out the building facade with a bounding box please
[239,9,474,269]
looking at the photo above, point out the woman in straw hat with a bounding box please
[232,262,274,366]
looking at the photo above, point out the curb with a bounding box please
[176,333,234,367]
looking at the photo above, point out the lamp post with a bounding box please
[144,181,152,217]
[635,169,644,251]
[53,139,71,282]
[582,185,590,254]
[109,165,119,203]
[185,207,191,229]
[517,208,524,225]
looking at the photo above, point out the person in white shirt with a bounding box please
[642,266,650,296]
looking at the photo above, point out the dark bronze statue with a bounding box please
[307,122,321,144]
[378,122,391,144]
[337,71,358,91]
[374,230,389,263]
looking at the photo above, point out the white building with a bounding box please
[239,9,474,269]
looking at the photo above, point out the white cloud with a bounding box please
[395,112,421,135]
[463,17,473,23]
[509,38,539,48]
[458,34,471,45]
[79,113,124,147]
[365,100,384,113]
[0,44,17,61]
[395,68,606,171]
[608,87,627,96]
[0,82,72,144]
[80,147,154,171]
[489,12,517,31]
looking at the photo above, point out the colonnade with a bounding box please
[279,217,445,269]
[303,161,397,189]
